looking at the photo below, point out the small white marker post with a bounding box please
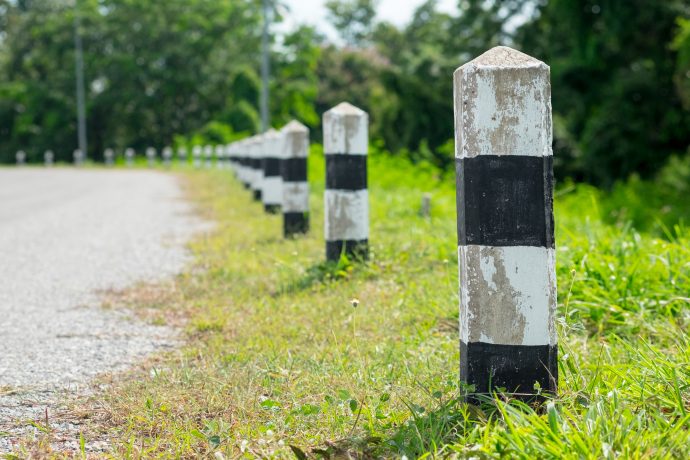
[104,148,115,167]
[250,136,264,202]
[15,151,26,166]
[162,147,173,168]
[73,149,84,167]
[146,147,156,168]
[323,102,369,261]
[178,147,188,165]
[44,150,54,167]
[192,146,202,169]
[454,46,557,400]
[281,121,310,237]
[125,148,135,167]
[215,145,225,170]
[204,145,213,169]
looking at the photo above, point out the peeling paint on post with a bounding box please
[262,128,283,214]
[454,46,557,399]
[281,120,310,237]
[323,102,369,261]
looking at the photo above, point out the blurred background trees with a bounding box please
[1,0,689,186]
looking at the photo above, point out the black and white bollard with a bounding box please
[193,146,202,169]
[146,147,156,168]
[178,147,188,165]
[162,147,173,168]
[204,145,213,169]
[238,140,250,188]
[16,151,26,166]
[250,136,263,202]
[281,121,310,237]
[261,129,283,214]
[44,150,54,167]
[74,149,84,166]
[104,148,115,167]
[125,148,135,167]
[454,46,557,399]
[323,102,369,262]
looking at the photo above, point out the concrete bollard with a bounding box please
[323,102,369,262]
[104,148,115,167]
[261,128,283,214]
[192,146,202,169]
[215,145,225,170]
[162,147,173,168]
[281,121,310,237]
[250,136,264,202]
[204,145,213,169]
[73,149,84,166]
[125,148,135,167]
[240,140,251,189]
[178,147,188,164]
[454,46,557,399]
[15,151,26,166]
[44,150,54,167]
[146,147,156,168]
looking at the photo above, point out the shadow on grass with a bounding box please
[274,253,371,297]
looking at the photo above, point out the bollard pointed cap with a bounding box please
[459,46,546,70]
[282,120,309,133]
[325,101,366,117]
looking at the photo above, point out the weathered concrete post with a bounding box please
[323,102,369,261]
[261,128,283,214]
[454,46,557,399]
[146,147,156,168]
[420,193,431,218]
[192,146,202,169]
[250,136,264,202]
[15,151,26,166]
[281,121,310,237]
[204,145,213,169]
[104,148,115,167]
[44,150,54,167]
[125,148,135,167]
[73,149,84,166]
[162,147,173,168]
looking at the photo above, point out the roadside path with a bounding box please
[0,168,204,451]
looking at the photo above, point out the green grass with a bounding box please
[46,151,690,458]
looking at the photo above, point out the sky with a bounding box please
[280,0,458,39]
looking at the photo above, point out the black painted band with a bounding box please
[460,341,557,398]
[326,239,369,262]
[264,204,281,214]
[282,158,308,182]
[252,158,262,170]
[263,157,281,177]
[253,189,262,201]
[456,155,554,248]
[284,212,309,237]
[326,154,367,191]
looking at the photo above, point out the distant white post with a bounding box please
[204,145,213,169]
[146,147,157,168]
[125,148,135,167]
[178,147,188,164]
[281,121,310,237]
[44,150,54,167]
[250,136,264,202]
[73,149,84,167]
[104,148,114,167]
[162,147,173,168]
[192,146,202,169]
[215,145,225,170]
[261,129,283,214]
[15,151,26,166]
[454,46,557,400]
[323,102,369,261]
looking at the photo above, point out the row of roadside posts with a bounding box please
[10,47,557,402]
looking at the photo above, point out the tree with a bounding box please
[325,0,377,47]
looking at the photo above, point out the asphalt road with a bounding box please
[0,168,204,448]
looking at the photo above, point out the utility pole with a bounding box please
[74,9,88,159]
[260,0,271,133]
